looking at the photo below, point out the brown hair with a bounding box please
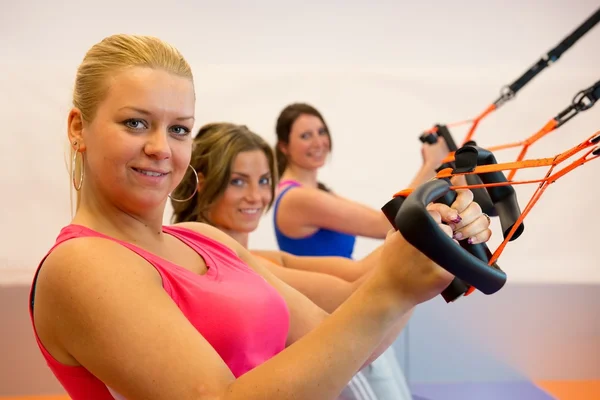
[274,102,332,192]
[170,123,277,224]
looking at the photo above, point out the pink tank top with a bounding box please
[28,224,291,399]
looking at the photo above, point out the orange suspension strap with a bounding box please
[381,132,600,303]
[383,8,600,304]
[479,80,599,180]
[408,80,598,302]
[440,79,600,175]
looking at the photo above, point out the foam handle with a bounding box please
[382,179,507,295]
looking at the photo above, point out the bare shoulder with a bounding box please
[250,249,284,259]
[279,184,331,206]
[32,236,162,363]
[35,235,162,298]
[173,222,245,256]
[32,233,239,399]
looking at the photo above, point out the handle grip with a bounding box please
[454,144,525,241]
[381,179,507,296]
[436,161,497,218]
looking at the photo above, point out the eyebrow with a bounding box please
[231,172,271,178]
[119,106,194,121]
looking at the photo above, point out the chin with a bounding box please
[239,222,260,234]
[125,191,168,211]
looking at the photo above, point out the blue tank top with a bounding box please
[273,181,356,259]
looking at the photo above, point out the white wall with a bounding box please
[1,0,599,285]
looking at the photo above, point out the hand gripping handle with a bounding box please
[420,124,497,217]
[454,143,525,241]
[432,189,498,302]
[381,179,507,297]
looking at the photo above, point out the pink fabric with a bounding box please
[28,224,290,399]
[277,179,302,189]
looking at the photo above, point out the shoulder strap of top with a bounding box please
[277,179,302,189]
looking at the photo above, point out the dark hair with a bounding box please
[170,122,278,224]
[274,103,332,192]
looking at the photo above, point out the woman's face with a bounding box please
[209,149,273,234]
[70,66,196,215]
[282,113,331,170]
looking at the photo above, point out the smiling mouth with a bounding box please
[132,168,169,177]
[240,208,261,215]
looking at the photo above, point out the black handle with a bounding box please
[381,179,507,296]
[419,124,459,152]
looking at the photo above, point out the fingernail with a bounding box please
[453,232,463,240]
[452,215,462,223]
[448,223,456,231]
[468,237,476,244]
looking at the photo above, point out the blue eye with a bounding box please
[259,177,271,185]
[230,178,244,186]
[171,126,191,136]
[124,119,147,130]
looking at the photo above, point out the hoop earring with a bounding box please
[71,142,84,191]
[169,165,199,203]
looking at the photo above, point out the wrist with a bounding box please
[358,271,416,321]
[422,160,440,172]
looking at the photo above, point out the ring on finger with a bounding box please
[482,213,491,224]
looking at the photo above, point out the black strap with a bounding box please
[494,7,600,108]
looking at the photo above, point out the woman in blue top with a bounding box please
[272,103,468,400]
[273,102,456,259]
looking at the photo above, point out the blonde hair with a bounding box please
[170,123,278,225]
[68,33,194,214]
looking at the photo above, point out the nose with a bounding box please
[244,184,262,203]
[319,134,330,148]
[144,129,171,160]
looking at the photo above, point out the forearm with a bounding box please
[223,276,412,400]
[408,162,439,188]
[349,260,415,369]
[280,253,368,282]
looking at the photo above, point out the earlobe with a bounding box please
[197,172,205,191]
[277,141,288,155]
[67,108,86,151]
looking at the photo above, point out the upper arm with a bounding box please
[32,238,235,400]
[276,187,390,239]
[176,222,329,345]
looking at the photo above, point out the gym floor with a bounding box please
[1,381,599,400]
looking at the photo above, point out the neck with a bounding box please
[72,186,166,246]
[281,164,319,188]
